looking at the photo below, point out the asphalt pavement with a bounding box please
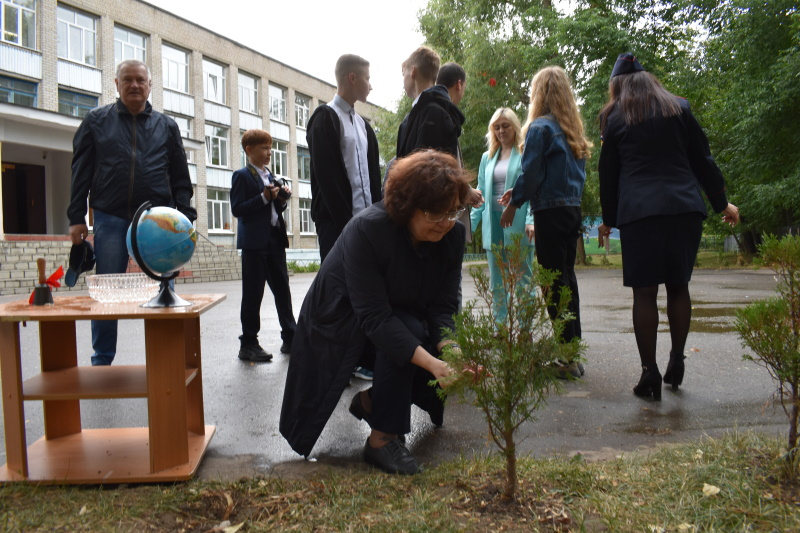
[0,266,785,481]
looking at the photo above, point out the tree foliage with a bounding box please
[440,235,582,500]
[375,0,799,239]
[736,234,800,462]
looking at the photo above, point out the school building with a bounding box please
[0,0,382,295]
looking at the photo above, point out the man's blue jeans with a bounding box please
[91,211,131,365]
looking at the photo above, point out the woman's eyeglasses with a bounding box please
[424,207,466,223]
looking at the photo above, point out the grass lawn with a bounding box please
[578,251,747,270]
[2,431,799,532]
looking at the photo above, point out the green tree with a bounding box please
[440,236,582,500]
[683,1,800,241]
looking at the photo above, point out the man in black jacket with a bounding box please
[67,59,195,365]
[396,47,464,159]
[396,52,481,239]
[306,54,382,263]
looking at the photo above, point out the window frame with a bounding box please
[271,139,288,177]
[202,58,226,104]
[56,4,97,66]
[299,198,315,234]
[0,75,37,107]
[58,89,97,118]
[204,124,229,168]
[295,93,311,129]
[206,188,233,232]
[1,0,36,49]
[268,84,286,123]
[238,71,258,115]
[162,43,190,93]
[296,147,311,181]
[114,25,146,65]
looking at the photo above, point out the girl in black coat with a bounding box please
[597,54,739,401]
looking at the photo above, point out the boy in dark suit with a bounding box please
[231,129,296,362]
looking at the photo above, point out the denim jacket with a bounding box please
[510,115,586,213]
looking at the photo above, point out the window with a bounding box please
[299,199,315,234]
[207,189,232,231]
[167,114,191,139]
[237,130,247,168]
[295,93,311,129]
[238,72,258,114]
[269,84,286,122]
[168,114,192,162]
[297,147,311,181]
[0,76,36,107]
[2,0,35,49]
[58,89,97,118]
[205,124,228,167]
[203,59,226,104]
[56,5,96,66]
[271,140,287,177]
[114,26,146,64]
[283,203,292,234]
[162,44,189,93]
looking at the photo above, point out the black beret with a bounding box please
[611,53,645,78]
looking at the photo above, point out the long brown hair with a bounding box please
[599,70,681,131]
[521,66,592,160]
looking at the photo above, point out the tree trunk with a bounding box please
[504,437,517,500]
[789,384,798,454]
[575,235,587,265]
[740,229,760,256]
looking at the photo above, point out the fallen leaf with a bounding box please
[702,483,720,496]
[223,523,245,533]
[690,348,700,352]
[693,450,704,460]
[677,524,695,532]
[78,505,87,516]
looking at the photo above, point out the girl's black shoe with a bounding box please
[663,353,686,390]
[633,365,662,401]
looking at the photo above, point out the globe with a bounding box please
[126,206,197,276]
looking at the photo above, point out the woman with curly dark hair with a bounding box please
[280,150,471,475]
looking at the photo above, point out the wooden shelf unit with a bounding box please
[0,294,225,484]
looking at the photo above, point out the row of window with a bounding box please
[3,0,319,237]
[0,75,98,116]
[3,1,315,126]
[205,188,315,235]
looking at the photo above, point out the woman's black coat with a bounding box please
[279,202,465,457]
[599,98,729,228]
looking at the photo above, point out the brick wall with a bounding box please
[0,236,242,297]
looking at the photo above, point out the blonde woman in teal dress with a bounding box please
[470,107,535,323]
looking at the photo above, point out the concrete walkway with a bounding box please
[0,266,784,480]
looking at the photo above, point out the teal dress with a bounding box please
[470,147,535,322]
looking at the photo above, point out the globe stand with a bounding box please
[130,201,193,308]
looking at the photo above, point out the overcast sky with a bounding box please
[153,0,429,110]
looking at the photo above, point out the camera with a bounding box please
[273,177,291,201]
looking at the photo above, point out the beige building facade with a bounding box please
[0,0,382,255]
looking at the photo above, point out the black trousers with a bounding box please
[533,206,582,343]
[370,309,442,435]
[240,226,297,346]
[316,221,341,263]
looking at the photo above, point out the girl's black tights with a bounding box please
[631,283,691,368]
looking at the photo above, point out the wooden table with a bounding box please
[0,294,225,484]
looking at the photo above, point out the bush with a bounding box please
[440,235,584,500]
[735,234,800,468]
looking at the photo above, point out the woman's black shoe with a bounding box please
[363,438,419,475]
[663,354,686,390]
[633,365,662,401]
[349,391,372,425]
